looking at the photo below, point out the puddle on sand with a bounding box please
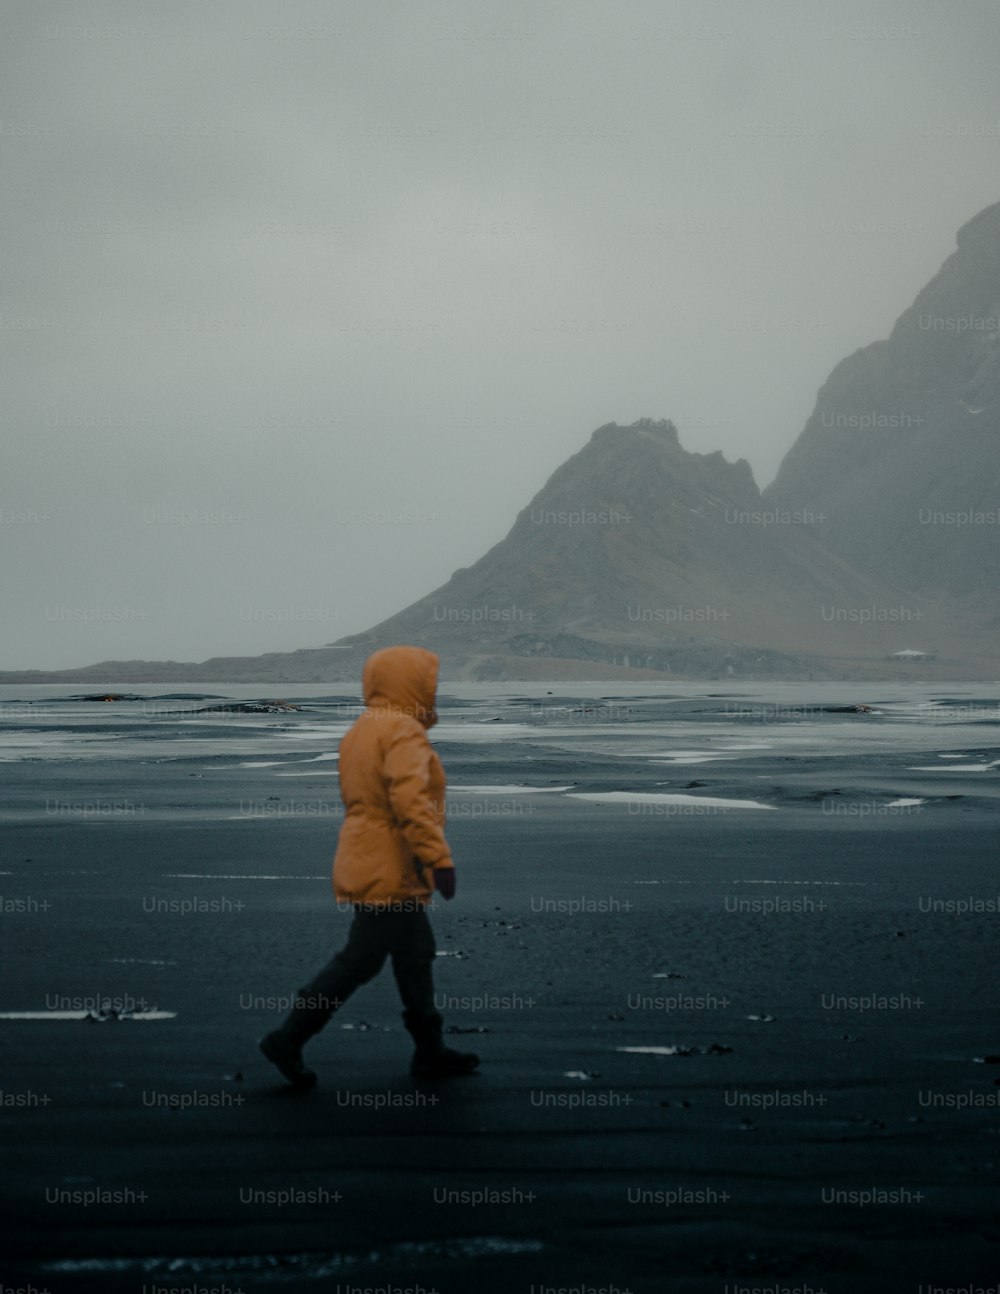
[41,1235,547,1278]
[164,873,326,880]
[0,1011,176,1020]
[568,791,775,810]
[448,784,574,793]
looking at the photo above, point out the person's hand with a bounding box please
[434,867,456,901]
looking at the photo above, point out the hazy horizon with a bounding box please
[3,0,999,668]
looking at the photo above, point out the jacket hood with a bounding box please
[362,645,440,728]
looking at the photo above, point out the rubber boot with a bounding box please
[259,990,339,1090]
[402,1009,480,1077]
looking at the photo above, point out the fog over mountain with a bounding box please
[8,201,998,685]
[767,200,1000,600]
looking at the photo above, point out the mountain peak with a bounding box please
[956,198,1000,254]
[591,417,680,445]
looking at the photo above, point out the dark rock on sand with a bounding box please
[196,701,304,714]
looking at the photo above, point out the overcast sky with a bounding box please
[3,0,998,669]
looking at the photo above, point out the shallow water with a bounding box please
[2,680,1000,764]
[3,682,1000,830]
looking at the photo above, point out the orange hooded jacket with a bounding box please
[332,645,454,906]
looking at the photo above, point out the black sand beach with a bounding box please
[2,683,999,1291]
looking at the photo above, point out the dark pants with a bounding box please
[293,904,437,1030]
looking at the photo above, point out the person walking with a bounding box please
[259,644,479,1088]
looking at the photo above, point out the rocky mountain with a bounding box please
[327,417,984,680]
[765,200,1000,602]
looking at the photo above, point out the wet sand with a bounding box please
[2,686,999,1291]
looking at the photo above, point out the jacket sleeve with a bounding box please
[382,722,454,869]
